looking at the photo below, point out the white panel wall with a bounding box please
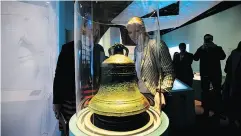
[163,5,241,75]
[1,1,58,136]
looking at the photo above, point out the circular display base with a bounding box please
[69,107,169,136]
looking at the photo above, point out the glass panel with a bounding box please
[73,1,172,135]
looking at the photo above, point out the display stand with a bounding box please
[164,79,195,129]
[69,107,169,136]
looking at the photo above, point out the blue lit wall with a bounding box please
[57,1,74,53]
[65,1,74,31]
[57,1,65,53]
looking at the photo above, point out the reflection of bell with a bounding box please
[88,44,150,117]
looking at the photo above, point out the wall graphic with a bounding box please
[1,1,58,136]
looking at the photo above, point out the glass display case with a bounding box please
[70,1,170,136]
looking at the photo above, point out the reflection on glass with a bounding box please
[72,1,171,136]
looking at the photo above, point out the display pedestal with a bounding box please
[164,79,195,129]
[69,107,169,136]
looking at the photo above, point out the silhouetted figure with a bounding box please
[92,43,105,89]
[53,22,105,134]
[53,41,76,133]
[173,52,179,59]
[223,41,241,128]
[173,43,194,87]
[194,34,226,120]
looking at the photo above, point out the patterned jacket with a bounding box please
[134,39,175,95]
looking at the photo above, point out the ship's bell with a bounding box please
[88,44,150,117]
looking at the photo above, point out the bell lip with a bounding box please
[88,104,150,117]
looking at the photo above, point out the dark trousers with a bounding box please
[201,76,222,116]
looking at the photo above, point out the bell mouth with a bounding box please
[91,112,150,131]
[76,107,163,136]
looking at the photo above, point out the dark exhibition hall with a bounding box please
[1,1,241,136]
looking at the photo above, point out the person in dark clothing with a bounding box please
[173,52,179,59]
[53,22,105,134]
[92,43,105,89]
[223,41,241,128]
[194,34,226,120]
[53,41,76,134]
[173,43,194,87]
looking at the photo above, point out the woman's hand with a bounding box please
[154,91,166,115]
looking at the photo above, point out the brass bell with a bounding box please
[88,43,150,117]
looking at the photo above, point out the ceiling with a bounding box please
[141,2,179,18]
[79,1,240,36]
[78,1,132,38]
[159,1,241,35]
[19,1,241,36]
[111,1,222,32]
[78,1,132,23]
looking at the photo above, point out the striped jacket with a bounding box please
[134,39,175,95]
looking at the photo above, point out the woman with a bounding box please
[126,17,175,115]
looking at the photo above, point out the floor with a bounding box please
[169,103,241,136]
